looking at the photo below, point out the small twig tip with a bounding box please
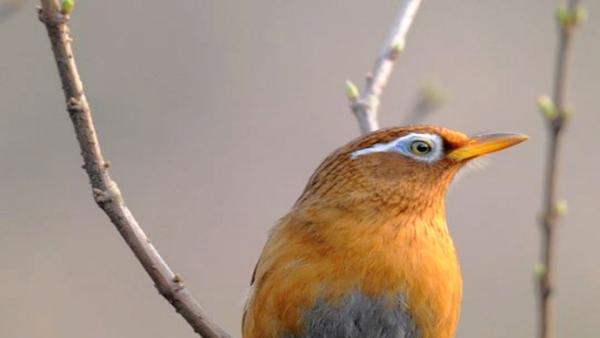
[345,80,359,101]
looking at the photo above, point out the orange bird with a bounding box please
[243,125,527,338]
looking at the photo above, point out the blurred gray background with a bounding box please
[1,1,599,337]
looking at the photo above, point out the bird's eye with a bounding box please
[410,140,432,155]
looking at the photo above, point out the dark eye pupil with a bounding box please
[411,141,431,154]
[416,143,429,152]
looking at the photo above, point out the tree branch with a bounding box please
[347,0,423,134]
[37,1,230,337]
[536,1,585,338]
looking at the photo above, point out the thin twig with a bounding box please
[347,0,423,134]
[537,1,584,338]
[37,1,230,337]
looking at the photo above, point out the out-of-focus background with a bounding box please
[1,1,598,337]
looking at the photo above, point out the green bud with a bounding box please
[556,7,571,27]
[388,41,405,60]
[421,79,449,106]
[61,0,75,15]
[392,41,405,54]
[534,263,547,279]
[556,6,588,28]
[574,6,588,25]
[345,81,359,100]
[554,199,568,216]
[538,95,558,120]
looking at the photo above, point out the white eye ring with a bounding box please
[351,133,444,163]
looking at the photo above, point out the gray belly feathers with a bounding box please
[287,291,420,338]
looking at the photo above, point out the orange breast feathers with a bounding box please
[242,202,463,338]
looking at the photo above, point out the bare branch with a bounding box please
[536,1,585,338]
[347,0,423,134]
[37,1,230,337]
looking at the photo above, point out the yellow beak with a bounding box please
[448,132,528,161]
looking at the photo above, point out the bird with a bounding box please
[242,125,527,338]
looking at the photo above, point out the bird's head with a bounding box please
[296,125,527,216]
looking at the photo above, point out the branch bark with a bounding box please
[537,1,584,338]
[348,0,423,134]
[38,1,230,337]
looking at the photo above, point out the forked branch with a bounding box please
[346,0,423,134]
[38,1,230,337]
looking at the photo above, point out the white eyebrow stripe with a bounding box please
[350,133,444,163]
[350,142,397,159]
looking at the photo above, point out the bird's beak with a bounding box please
[448,132,528,161]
